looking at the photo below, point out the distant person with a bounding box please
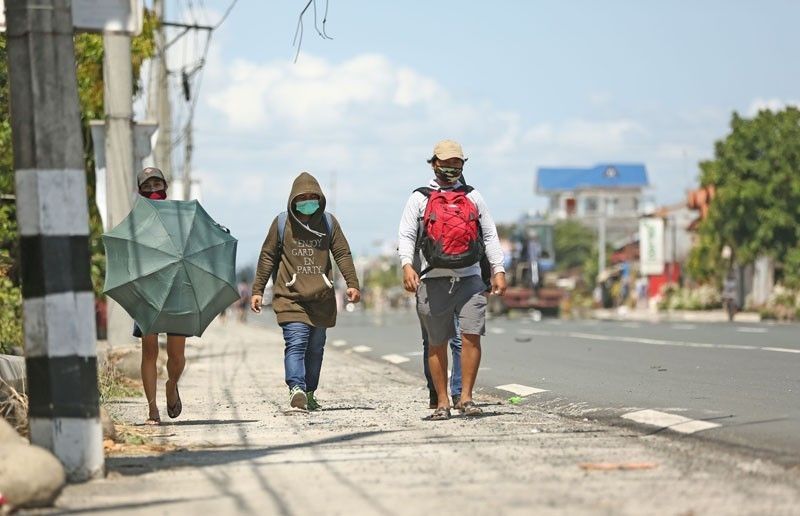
[250,172,361,411]
[398,140,506,420]
[422,318,462,409]
[133,167,188,425]
[722,273,738,321]
[237,281,251,323]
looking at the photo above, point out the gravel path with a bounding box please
[53,320,800,515]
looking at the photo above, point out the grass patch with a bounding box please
[0,377,27,438]
[98,359,141,403]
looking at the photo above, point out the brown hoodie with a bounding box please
[252,172,359,328]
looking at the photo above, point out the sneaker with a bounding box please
[306,391,320,411]
[289,386,307,410]
[452,394,461,410]
[429,390,437,409]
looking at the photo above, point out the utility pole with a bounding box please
[598,196,607,277]
[147,0,172,181]
[103,29,136,347]
[6,0,103,480]
[182,120,193,200]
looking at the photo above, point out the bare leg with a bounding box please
[427,343,450,409]
[140,334,160,422]
[460,333,482,404]
[165,335,186,409]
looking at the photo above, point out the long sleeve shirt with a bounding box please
[397,179,505,279]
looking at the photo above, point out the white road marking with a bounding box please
[761,347,800,354]
[737,327,768,334]
[621,409,720,434]
[518,328,763,351]
[381,354,410,364]
[489,327,507,334]
[405,351,424,357]
[496,384,549,396]
[352,345,372,353]
[331,339,348,347]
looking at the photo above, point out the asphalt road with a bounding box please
[312,309,800,466]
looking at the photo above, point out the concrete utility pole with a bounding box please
[6,0,103,480]
[103,30,137,348]
[598,196,607,276]
[147,0,172,180]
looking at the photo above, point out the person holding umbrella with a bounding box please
[250,172,361,411]
[104,167,239,426]
[134,167,187,425]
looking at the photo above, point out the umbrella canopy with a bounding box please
[103,197,238,337]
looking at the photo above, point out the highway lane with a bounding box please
[315,310,800,465]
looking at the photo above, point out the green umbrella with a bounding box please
[102,197,238,337]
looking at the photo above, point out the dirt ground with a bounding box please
[51,320,800,515]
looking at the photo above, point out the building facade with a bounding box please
[536,163,650,245]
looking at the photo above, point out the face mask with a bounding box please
[295,199,320,215]
[434,166,462,183]
[142,190,167,200]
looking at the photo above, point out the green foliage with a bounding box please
[691,108,800,285]
[0,15,157,350]
[553,220,596,272]
[657,284,722,311]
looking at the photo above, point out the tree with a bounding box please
[0,17,156,352]
[688,108,800,285]
[553,219,596,272]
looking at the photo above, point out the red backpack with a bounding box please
[415,185,485,275]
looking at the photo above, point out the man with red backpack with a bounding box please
[398,140,506,420]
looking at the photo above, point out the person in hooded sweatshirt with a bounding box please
[250,172,361,411]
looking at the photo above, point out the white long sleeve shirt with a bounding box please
[397,179,506,279]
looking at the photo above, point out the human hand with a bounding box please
[347,288,361,303]
[402,265,420,292]
[491,272,507,296]
[250,294,263,313]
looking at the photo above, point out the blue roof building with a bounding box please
[537,164,649,192]
[536,163,650,243]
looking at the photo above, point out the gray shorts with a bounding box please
[416,275,487,345]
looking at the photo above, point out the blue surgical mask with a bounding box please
[295,199,320,215]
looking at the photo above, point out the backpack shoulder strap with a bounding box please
[414,187,433,197]
[277,211,288,244]
[324,212,333,235]
[456,185,474,194]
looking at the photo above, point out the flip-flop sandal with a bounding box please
[167,382,182,419]
[425,407,451,421]
[145,416,161,426]
[461,400,483,416]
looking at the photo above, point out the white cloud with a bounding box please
[747,97,800,116]
[193,51,710,264]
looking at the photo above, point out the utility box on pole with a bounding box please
[5,0,103,481]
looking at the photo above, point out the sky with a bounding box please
[149,0,800,267]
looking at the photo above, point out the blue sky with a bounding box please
[156,0,800,266]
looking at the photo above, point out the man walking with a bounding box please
[251,172,361,411]
[398,140,506,420]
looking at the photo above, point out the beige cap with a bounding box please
[428,139,467,163]
[137,167,166,186]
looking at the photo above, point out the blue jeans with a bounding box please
[281,322,327,392]
[422,316,462,397]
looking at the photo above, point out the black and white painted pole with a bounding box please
[7,0,103,480]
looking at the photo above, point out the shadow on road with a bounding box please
[107,430,392,477]
[160,419,260,426]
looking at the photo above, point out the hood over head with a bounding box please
[288,172,328,237]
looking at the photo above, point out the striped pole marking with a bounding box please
[17,168,103,481]
[621,409,720,434]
